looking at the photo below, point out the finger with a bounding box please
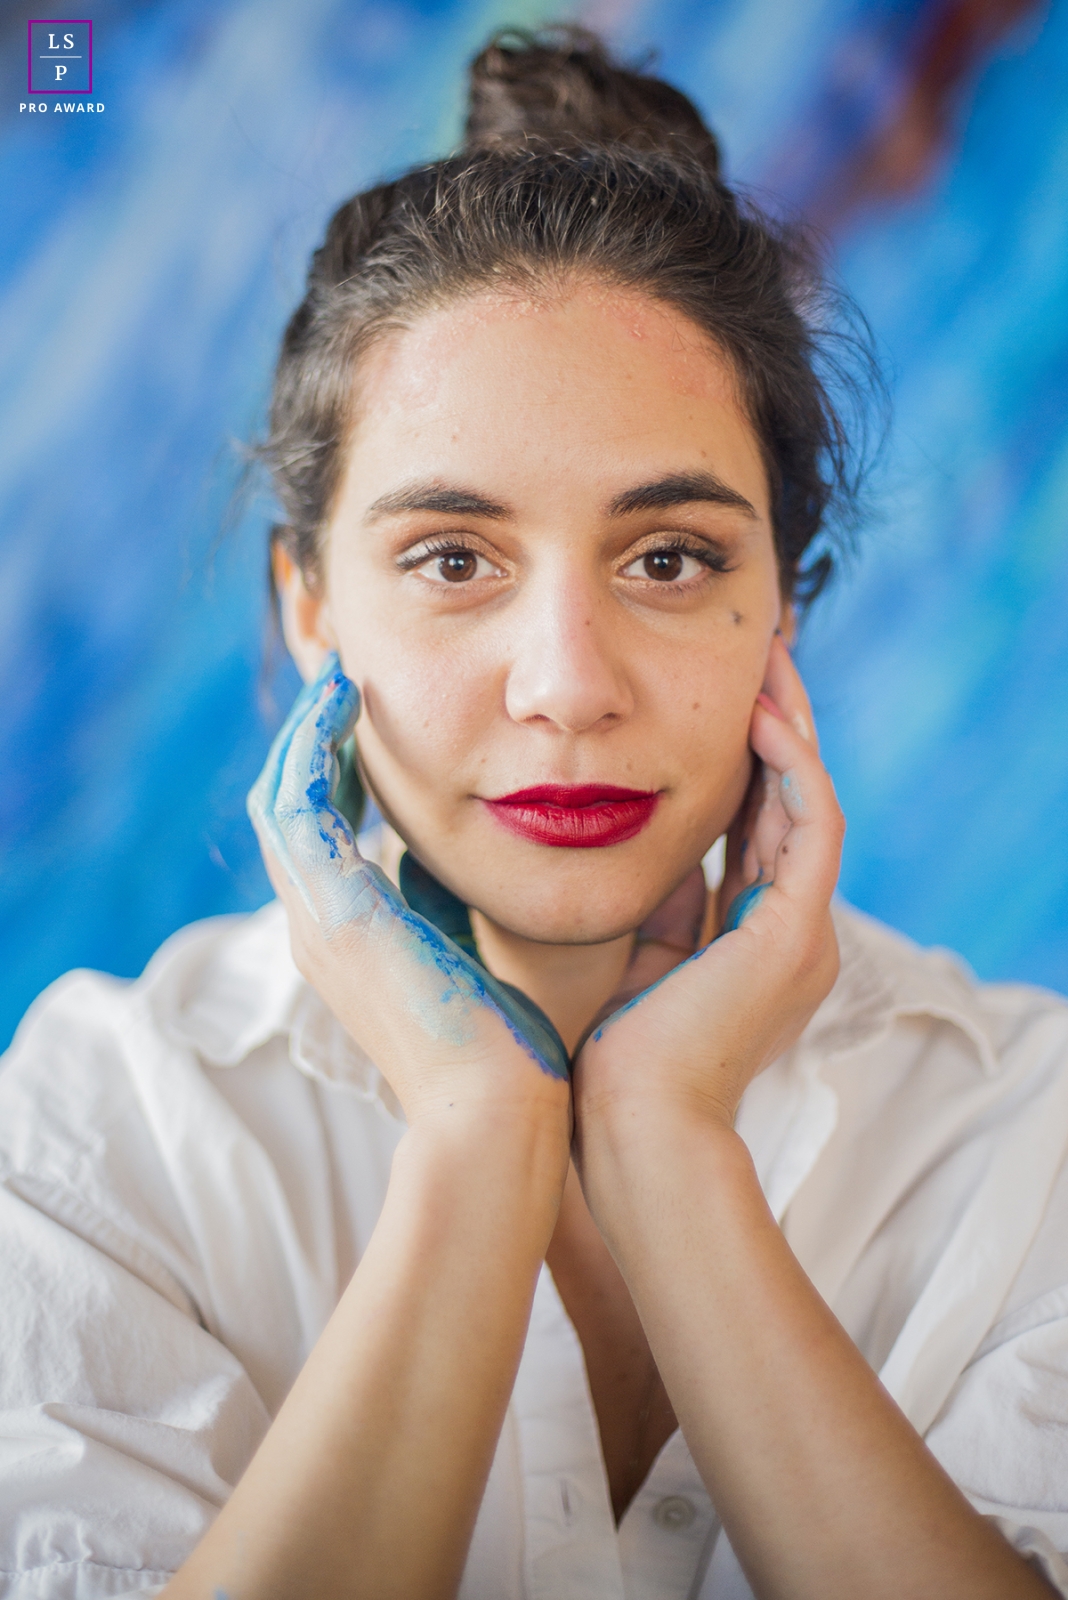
[722,753,763,893]
[738,631,821,888]
[247,665,332,896]
[719,754,779,934]
[273,660,369,919]
[747,749,789,884]
[720,879,770,933]
[274,659,360,840]
[762,633,818,750]
[748,699,844,911]
[248,654,366,922]
[247,669,323,829]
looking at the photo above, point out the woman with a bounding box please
[2,27,1066,1600]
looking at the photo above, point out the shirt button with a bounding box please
[653,1495,697,1531]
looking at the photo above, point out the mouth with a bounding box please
[481,783,661,849]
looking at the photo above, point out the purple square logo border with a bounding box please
[27,20,93,95]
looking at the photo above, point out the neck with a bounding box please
[469,910,635,1056]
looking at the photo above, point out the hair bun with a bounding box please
[464,24,721,175]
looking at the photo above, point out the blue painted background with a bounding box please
[1,0,1065,1049]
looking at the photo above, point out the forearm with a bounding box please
[581,1109,1054,1600]
[167,1104,568,1600]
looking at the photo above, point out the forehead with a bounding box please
[342,280,770,520]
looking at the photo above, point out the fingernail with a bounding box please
[757,691,785,721]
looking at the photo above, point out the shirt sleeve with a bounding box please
[0,1174,271,1598]
[0,960,277,1600]
[924,1286,1068,1597]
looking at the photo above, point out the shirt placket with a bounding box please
[511,1265,626,1600]
[618,1429,719,1600]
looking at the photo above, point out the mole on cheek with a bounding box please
[731,610,743,625]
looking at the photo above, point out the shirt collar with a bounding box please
[157,900,403,1114]
[801,901,999,1076]
[156,899,304,1067]
[737,903,999,1222]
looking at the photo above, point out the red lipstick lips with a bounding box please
[482,784,660,848]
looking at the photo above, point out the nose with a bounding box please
[503,571,634,734]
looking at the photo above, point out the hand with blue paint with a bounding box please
[574,634,843,1135]
[248,652,572,1126]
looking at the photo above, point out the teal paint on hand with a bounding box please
[399,850,569,1078]
[248,656,570,1081]
[779,770,806,815]
[721,880,770,932]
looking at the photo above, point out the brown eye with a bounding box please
[411,546,503,584]
[438,551,478,582]
[644,550,684,581]
[621,546,709,585]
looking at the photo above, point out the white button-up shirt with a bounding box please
[3,898,1068,1599]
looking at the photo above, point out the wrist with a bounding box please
[393,1035,572,1133]
[576,1019,757,1146]
[576,1097,755,1250]
[576,1068,739,1163]
[396,1096,571,1248]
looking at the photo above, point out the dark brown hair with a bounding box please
[265,25,876,602]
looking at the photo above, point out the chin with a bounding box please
[480,900,648,947]
[459,851,695,947]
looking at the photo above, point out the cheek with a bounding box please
[645,627,768,837]
[341,616,499,795]
[654,629,767,757]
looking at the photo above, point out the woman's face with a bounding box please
[301,280,782,944]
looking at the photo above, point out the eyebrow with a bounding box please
[608,470,758,520]
[366,482,511,521]
[365,469,758,525]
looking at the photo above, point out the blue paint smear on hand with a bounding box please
[720,881,769,933]
[250,655,571,1082]
[398,850,570,1079]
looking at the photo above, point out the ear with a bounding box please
[273,541,339,684]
